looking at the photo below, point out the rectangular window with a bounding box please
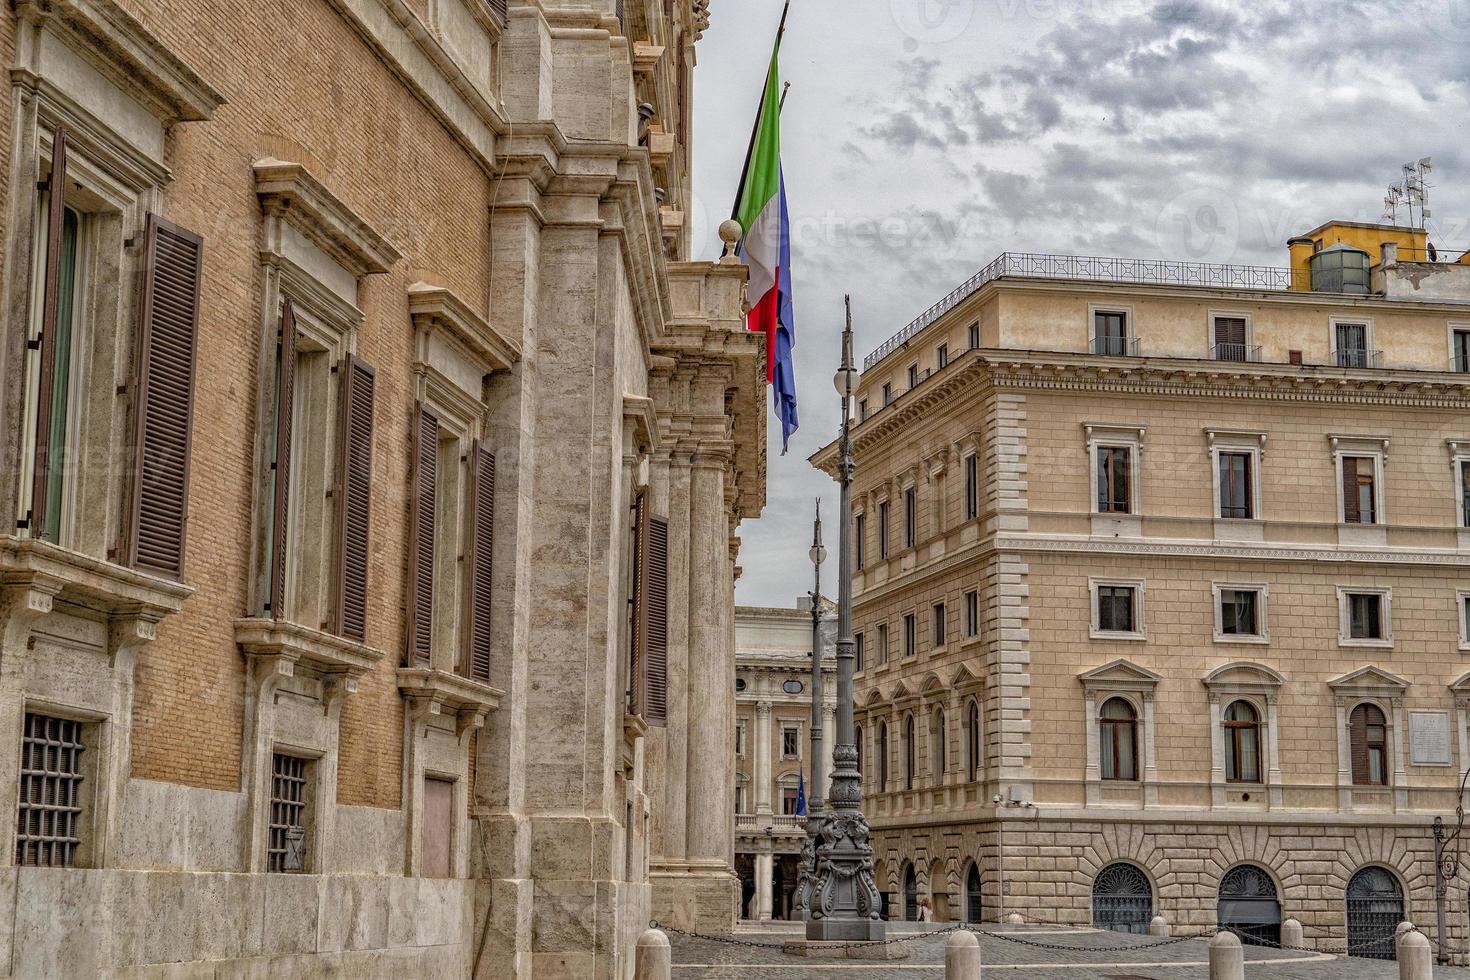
[968,322,980,349]
[1212,316,1248,361]
[965,590,979,637]
[903,613,916,657]
[878,501,890,560]
[1464,595,1470,644]
[268,753,310,873]
[907,364,918,388]
[1097,586,1136,633]
[1348,593,1383,639]
[1455,329,1470,373]
[855,632,865,672]
[855,513,866,569]
[735,724,745,757]
[859,398,869,420]
[904,487,917,548]
[16,713,85,868]
[1093,310,1129,356]
[964,453,978,520]
[1460,461,1470,528]
[1335,321,1370,368]
[781,786,798,815]
[1097,446,1132,513]
[878,623,889,664]
[882,383,892,406]
[936,343,948,369]
[1342,456,1376,524]
[27,204,81,544]
[782,728,799,758]
[1220,589,1259,636]
[1218,452,1253,519]
[932,602,946,648]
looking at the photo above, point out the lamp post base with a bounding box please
[803,918,887,943]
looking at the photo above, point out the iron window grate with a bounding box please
[269,753,308,873]
[16,713,85,868]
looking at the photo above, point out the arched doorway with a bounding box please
[929,859,950,921]
[903,863,919,921]
[1218,865,1281,946]
[1092,863,1152,934]
[1346,866,1403,961]
[965,864,983,924]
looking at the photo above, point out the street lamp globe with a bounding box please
[809,543,827,566]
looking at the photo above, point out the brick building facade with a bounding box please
[816,232,1470,960]
[0,0,758,976]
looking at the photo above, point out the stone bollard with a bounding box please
[945,929,982,980]
[1396,921,1417,941]
[1209,931,1244,980]
[1398,930,1432,980]
[635,928,671,980]
[1281,918,1303,949]
[1148,916,1169,937]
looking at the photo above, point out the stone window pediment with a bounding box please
[254,160,400,280]
[1203,661,1284,697]
[1328,665,1409,699]
[409,282,519,401]
[1078,658,1160,695]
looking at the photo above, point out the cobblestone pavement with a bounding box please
[666,923,1470,979]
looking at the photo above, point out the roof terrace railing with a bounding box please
[862,252,1302,370]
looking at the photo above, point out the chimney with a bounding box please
[1380,241,1399,266]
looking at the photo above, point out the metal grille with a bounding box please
[1218,864,1280,947]
[1346,866,1402,961]
[268,753,308,873]
[16,713,85,867]
[1092,863,1152,934]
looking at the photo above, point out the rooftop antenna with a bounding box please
[1386,158,1433,232]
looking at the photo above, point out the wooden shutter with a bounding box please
[405,402,438,666]
[332,356,376,641]
[461,441,495,682]
[1349,704,1370,785]
[28,124,69,536]
[1341,457,1359,522]
[123,214,203,579]
[642,513,669,726]
[487,0,507,25]
[269,300,297,618]
[629,491,647,716]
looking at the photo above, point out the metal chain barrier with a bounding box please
[655,918,1414,958]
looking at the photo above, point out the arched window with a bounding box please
[966,701,981,782]
[1224,700,1261,783]
[1346,866,1403,961]
[1099,697,1138,781]
[855,724,864,781]
[965,863,983,924]
[1218,864,1280,947]
[932,708,947,780]
[878,722,889,790]
[1349,703,1388,786]
[903,863,919,921]
[1092,863,1152,934]
[904,715,916,790]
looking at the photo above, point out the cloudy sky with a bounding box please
[691,0,1470,609]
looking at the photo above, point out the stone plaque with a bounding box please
[1409,711,1452,766]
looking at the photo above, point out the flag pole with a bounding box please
[779,81,791,112]
[730,0,791,220]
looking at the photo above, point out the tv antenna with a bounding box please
[1383,157,1433,230]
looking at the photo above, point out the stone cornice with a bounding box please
[14,0,225,125]
[233,617,385,682]
[254,159,402,276]
[0,536,191,618]
[408,281,520,372]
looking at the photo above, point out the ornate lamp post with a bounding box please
[794,502,828,920]
[807,296,885,942]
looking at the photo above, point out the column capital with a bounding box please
[756,700,773,716]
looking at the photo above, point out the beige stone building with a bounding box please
[815,230,1470,958]
[0,0,759,976]
[732,598,835,922]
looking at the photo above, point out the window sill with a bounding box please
[398,666,504,716]
[233,617,385,681]
[0,535,192,619]
[1089,629,1147,642]
[1338,638,1394,649]
[1213,633,1270,645]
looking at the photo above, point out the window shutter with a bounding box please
[487,0,508,24]
[332,356,376,642]
[461,441,495,682]
[643,513,669,726]
[1341,457,1358,522]
[269,300,297,618]
[1349,704,1371,785]
[28,124,69,536]
[123,214,203,580]
[405,402,438,666]
[629,490,647,717]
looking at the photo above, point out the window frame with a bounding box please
[903,484,917,549]
[902,612,917,658]
[1348,701,1390,787]
[932,601,946,650]
[1222,699,1262,784]
[1205,430,1265,522]
[1329,436,1388,526]
[1212,582,1269,644]
[881,382,892,406]
[1449,441,1470,528]
[855,631,865,673]
[1090,578,1146,641]
[1459,590,1470,651]
[781,725,801,760]
[1097,696,1139,782]
[1085,424,1144,516]
[967,322,980,350]
[965,699,982,782]
[878,499,890,560]
[1330,316,1375,368]
[1208,309,1254,361]
[1450,323,1470,373]
[877,622,889,665]
[1337,586,1392,648]
[964,589,980,639]
[854,510,866,569]
[1090,304,1134,356]
[936,343,948,370]
[963,451,979,520]
[907,363,918,389]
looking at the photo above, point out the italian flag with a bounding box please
[734,39,798,451]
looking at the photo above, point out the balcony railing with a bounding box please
[1333,348,1383,369]
[863,251,1302,370]
[735,813,806,830]
[1210,342,1262,362]
[1090,335,1140,357]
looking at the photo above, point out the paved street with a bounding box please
[668,923,1470,979]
